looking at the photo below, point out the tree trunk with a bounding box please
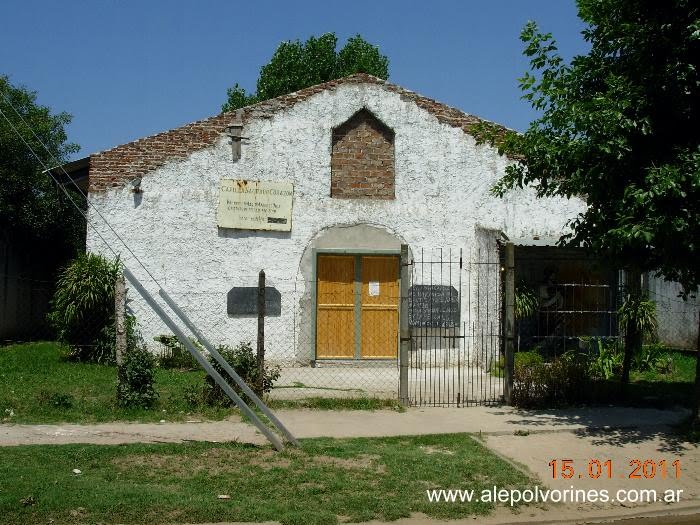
[692,313,700,427]
[621,268,642,396]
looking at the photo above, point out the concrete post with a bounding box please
[399,244,410,405]
[115,271,126,366]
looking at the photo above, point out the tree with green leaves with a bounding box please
[222,33,389,112]
[491,1,699,413]
[0,75,84,269]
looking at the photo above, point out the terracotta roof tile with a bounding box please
[89,73,512,192]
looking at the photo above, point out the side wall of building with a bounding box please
[87,82,586,363]
[648,276,699,350]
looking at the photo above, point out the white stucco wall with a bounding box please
[87,82,586,363]
[647,275,699,349]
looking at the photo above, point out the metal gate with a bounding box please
[404,247,504,406]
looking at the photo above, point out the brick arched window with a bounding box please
[330,109,395,199]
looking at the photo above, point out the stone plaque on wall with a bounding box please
[408,285,460,328]
[217,179,293,231]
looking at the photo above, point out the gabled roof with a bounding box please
[88,73,513,192]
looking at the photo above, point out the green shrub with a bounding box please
[634,343,672,374]
[36,391,74,409]
[515,282,538,319]
[515,349,544,369]
[117,346,158,408]
[587,338,624,380]
[549,351,589,403]
[618,294,658,342]
[154,334,199,369]
[199,342,281,407]
[88,313,139,365]
[512,351,589,408]
[489,349,543,377]
[183,384,204,408]
[48,253,120,363]
[585,338,671,379]
[511,363,550,407]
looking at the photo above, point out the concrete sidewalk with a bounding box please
[0,406,689,446]
[2,406,697,524]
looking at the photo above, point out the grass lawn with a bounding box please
[0,342,401,424]
[0,433,532,525]
[492,346,696,408]
[0,341,232,423]
[630,350,696,383]
[592,350,697,408]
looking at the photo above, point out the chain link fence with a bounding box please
[4,242,695,406]
[513,247,624,359]
[125,245,506,406]
[130,276,401,401]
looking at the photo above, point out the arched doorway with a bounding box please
[297,223,407,362]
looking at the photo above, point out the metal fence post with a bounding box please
[504,242,515,405]
[257,270,266,396]
[399,244,410,405]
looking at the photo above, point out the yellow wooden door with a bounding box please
[360,256,399,358]
[316,255,355,358]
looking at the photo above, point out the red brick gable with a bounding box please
[88,73,511,192]
[331,109,395,199]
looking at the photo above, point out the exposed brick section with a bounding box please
[331,109,394,199]
[89,113,233,192]
[88,73,513,192]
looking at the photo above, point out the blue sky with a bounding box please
[1,1,588,159]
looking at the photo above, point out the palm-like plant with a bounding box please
[48,253,121,361]
[618,293,657,341]
[515,282,538,319]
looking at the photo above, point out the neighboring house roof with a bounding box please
[45,156,90,193]
[86,73,513,192]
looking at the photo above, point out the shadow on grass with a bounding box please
[587,379,695,409]
[487,373,697,453]
[573,425,695,453]
[487,404,696,454]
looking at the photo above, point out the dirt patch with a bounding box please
[312,453,386,474]
[248,449,292,470]
[299,481,325,489]
[112,447,388,478]
[484,428,700,519]
[165,509,186,522]
[112,447,293,476]
[112,453,179,472]
[419,445,455,455]
[199,447,241,459]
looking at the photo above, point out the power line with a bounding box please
[0,106,119,262]
[0,90,162,288]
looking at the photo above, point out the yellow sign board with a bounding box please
[217,179,293,231]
